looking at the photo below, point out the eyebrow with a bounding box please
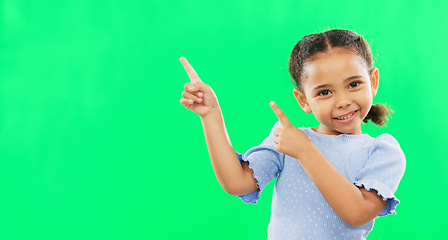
[313,84,331,92]
[312,75,364,92]
[344,75,364,82]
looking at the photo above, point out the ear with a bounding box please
[370,67,379,97]
[293,88,312,113]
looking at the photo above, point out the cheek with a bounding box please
[311,100,332,116]
[362,90,373,105]
[355,90,373,113]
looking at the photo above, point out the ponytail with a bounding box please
[363,104,393,127]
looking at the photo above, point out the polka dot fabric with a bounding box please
[236,121,406,240]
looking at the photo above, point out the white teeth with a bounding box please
[336,112,354,120]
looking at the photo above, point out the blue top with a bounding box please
[236,122,406,240]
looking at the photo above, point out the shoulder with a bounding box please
[270,121,283,132]
[258,121,283,147]
[371,133,403,153]
[370,133,406,165]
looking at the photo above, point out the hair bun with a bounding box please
[363,104,393,127]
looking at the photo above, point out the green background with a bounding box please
[1,0,446,239]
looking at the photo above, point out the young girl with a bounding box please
[179,29,405,240]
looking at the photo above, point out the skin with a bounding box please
[270,48,387,226]
[293,47,379,135]
[180,57,258,196]
[179,50,387,227]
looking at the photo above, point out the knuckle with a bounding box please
[201,83,210,89]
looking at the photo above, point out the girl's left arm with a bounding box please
[270,102,388,227]
[292,141,388,227]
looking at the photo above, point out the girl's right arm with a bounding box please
[179,57,258,196]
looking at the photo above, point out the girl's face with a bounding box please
[293,48,379,135]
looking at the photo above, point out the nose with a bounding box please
[336,94,352,109]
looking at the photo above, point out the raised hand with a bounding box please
[180,57,219,117]
[270,101,310,159]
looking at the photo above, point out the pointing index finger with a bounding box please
[180,57,203,84]
[270,101,292,127]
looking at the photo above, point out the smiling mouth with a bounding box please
[333,110,359,120]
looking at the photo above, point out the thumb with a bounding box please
[190,81,210,94]
[270,101,293,127]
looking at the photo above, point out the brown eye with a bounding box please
[349,81,360,88]
[318,90,331,96]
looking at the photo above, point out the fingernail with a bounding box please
[189,86,194,90]
[198,92,203,97]
[197,98,202,102]
[270,101,275,106]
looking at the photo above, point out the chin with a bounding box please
[335,125,362,135]
[318,118,363,135]
[330,118,363,134]
[326,123,361,135]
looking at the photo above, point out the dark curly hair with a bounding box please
[288,29,392,127]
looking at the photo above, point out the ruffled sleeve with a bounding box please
[236,121,285,204]
[353,134,406,216]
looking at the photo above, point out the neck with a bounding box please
[312,125,363,135]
